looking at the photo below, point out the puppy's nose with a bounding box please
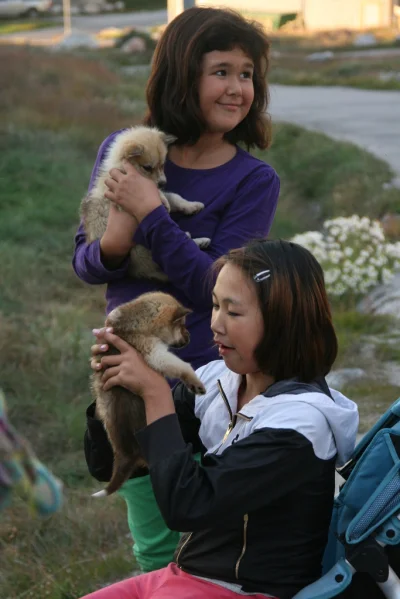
[158,179,167,190]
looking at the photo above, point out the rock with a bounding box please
[358,273,400,317]
[383,178,400,191]
[54,31,99,49]
[327,368,367,390]
[384,362,400,387]
[381,213,400,239]
[306,51,334,62]
[353,33,377,47]
[120,36,147,54]
[120,65,150,76]
[379,71,400,82]
[97,26,125,39]
[82,1,104,13]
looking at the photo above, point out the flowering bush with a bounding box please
[291,215,400,297]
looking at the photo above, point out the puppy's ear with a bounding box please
[173,306,192,322]
[128,144,144,158]
[162,133,177,146]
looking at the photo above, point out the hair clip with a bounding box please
[253,270,271,282]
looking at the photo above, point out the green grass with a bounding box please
[0,20,54,35]
[258,123,400,240]
[342,381,400,433]
[269,54,400,91]
[1,45,400,598]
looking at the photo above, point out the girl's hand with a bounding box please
[104,161,162,223]
[91,328,170,400]
[100,203,137,260]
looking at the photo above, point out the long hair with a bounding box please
[144,7,271,149]
[214,239,338,382]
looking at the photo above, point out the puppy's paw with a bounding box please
[180,202,204,215]
[193,237,211,249]
[182,374,206,395]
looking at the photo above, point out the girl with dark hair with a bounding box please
[75,7,280,572]
[82,239,359,599]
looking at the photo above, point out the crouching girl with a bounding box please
[82,239,359,599]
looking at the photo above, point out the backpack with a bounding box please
[293,396,400,599]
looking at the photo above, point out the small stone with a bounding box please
[381,213,400,239]
[54,32,99,49]
[327,368,367,390]
[306,51,335,62]
[120,36,147,54]
[384,362,400,387]
[379,71,400,82]
[353,33,377,47]
[358,274,400,318]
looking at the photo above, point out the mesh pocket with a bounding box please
[348,472,400,541]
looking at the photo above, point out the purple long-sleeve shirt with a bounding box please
[73,131,280,369]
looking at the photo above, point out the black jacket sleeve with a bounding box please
[136,413,327,532]
[83,383,205,482]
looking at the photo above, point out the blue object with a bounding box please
[294,396,400,598]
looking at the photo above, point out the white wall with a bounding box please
[196,0,301,13]
[304,0,392,30]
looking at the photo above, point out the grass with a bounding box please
[269,53,400,91]
[1,44,400,597]
[269,26,400,52]
[0,20,54,35]
[265,25,400,90]
[259,124,400,239]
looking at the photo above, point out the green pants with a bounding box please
[118,475,179,572]
[117,454,201,572]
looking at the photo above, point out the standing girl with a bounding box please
[74,6,280,573]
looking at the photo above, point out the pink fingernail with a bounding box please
[105,327,113,333]
[100,345,107,351]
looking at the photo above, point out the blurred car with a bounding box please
[0,0,52,18]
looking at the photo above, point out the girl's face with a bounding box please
[211,263,264,375]
[198,47,255,135]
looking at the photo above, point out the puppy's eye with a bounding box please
[143,165,153,173]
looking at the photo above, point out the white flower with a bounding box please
[291,214,398,298]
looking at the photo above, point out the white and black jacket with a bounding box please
[84,360,359,599]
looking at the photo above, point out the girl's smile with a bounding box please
[198,47,255,134]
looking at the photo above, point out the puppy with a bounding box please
[80,126,211,282]
[91,292,206,497]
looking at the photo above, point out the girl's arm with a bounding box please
[136,414,322,532]
[93,333,319,532]
[84,382,205,483]
[72,131,136,285]
[134,167,280,310]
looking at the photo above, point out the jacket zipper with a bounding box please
[177,380,251,567]
[235,513,249,579]
[176,532,193,567]
[213,379,235,453]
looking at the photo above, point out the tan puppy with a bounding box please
[80,126,211,282]
[92,292,206,497]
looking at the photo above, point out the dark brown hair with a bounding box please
[144,7,271,149]
[214,239,338,382]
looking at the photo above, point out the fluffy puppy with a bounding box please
[80,126,211,282]
[92,292,206,497]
